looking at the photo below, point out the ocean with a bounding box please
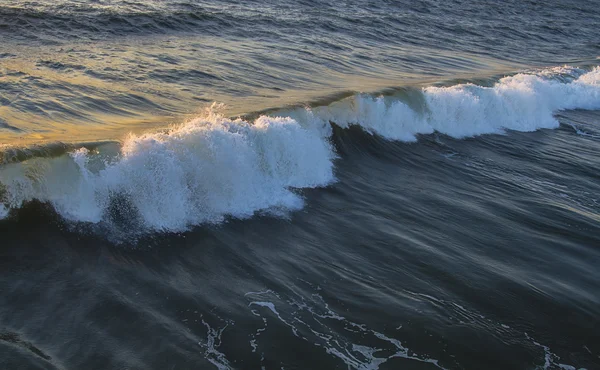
[0,1,599,369]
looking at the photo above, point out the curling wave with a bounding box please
[1,66,599,234]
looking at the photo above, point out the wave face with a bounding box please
[1,66,600,234]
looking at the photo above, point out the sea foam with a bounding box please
[301,66,600,141]
[0,112,336,232]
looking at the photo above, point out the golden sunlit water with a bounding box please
[1,30,522,147]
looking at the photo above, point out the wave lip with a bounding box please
[0,111,336,232]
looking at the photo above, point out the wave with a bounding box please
[0,3,229,41]
[290,66,600,141]
[0,111,335,233]
[1,66,599,236]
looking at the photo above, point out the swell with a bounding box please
[0,5,230,41]
[1,66,599,238]
[0,2,325,42]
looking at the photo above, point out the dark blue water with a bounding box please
[1,1,600,369]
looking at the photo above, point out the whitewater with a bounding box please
[1,66,599,234]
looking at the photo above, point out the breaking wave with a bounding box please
[0,112,336,233]
[293,65,600,141]
[1,66,599,235]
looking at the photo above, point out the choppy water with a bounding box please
[1,1,600,369]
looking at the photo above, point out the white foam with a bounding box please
[524,333,583,370]
[199,319,231,370]
[0,112,336,232]
[246,289,446,370]
[568,123,600,138]
[309,95,431,142]
[424,67,600,137]
[296,66,600,141]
